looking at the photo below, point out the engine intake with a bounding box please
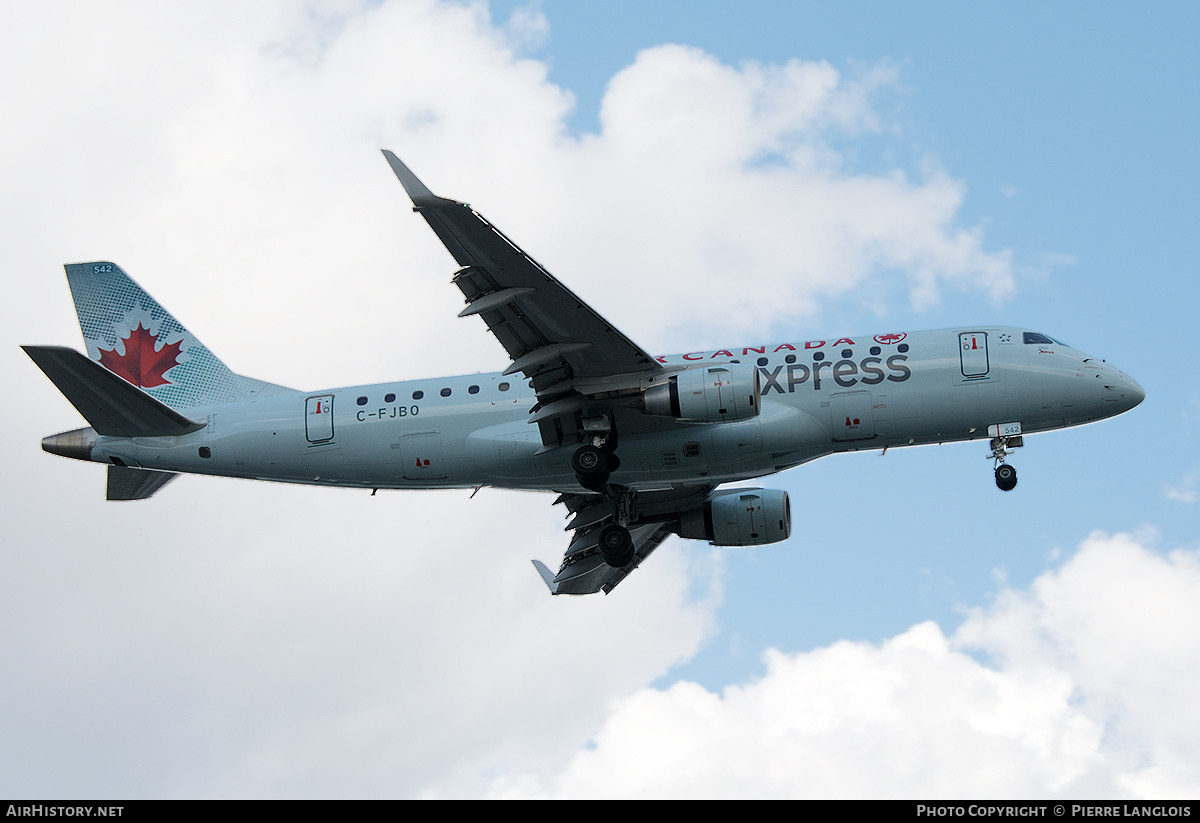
[644,363,760,423]
[678,488,791,546]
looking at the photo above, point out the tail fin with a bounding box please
[65,262,282,410]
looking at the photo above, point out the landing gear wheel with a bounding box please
[995,464,1017,492]
[598,523,635,568]
[572,444,611,492]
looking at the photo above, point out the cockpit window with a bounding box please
[1023,332,1056,345]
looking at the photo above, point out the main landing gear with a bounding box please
[598,522,635,568]
[571,438,636,568]
[988,435,1021,492]
[570,444,614,492]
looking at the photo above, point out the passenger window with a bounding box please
[356,396,367,406]
[412,390,424,400]
[440,388,452,397]
[468,385,479,394]
[498,382,510,392]
[384,393,395,403]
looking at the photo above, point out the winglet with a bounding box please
[531,559,561,595]
[381,150,450,208]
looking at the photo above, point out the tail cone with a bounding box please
[41,426,97,461]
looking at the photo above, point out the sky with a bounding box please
[2,0,1199,799]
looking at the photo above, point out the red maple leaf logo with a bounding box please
[874,332,907,345]
[98,323,183,388]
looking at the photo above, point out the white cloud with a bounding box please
[501,0,550,52]
[1165,472,1196,503]
[0,478,721,798]
[489,531,1200,799]
[562,45,1013,335]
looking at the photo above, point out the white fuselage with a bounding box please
[84,327,1144,493]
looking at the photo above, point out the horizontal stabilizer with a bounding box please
[23,346,205,437]
[107,466,179,500]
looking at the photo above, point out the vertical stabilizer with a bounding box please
[66,262,249,410]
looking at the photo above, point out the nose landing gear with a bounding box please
[994,462,1017,491]
[988,435,1021,492]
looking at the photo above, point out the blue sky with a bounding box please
[2,0,1198,799]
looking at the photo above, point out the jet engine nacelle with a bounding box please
[643,363,760,423]
[678,487,791,546]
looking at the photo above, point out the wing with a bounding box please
[383,151,668,450]
[534,521,675,596]
[383,153,721,596]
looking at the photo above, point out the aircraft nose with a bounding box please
[1105,369,1145,411]
[1125,375,1146,408]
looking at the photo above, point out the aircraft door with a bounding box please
[830,390,875,441]
[305,395,335,443]
[959,332,990,379]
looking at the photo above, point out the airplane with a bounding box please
[23,151,1145,595]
